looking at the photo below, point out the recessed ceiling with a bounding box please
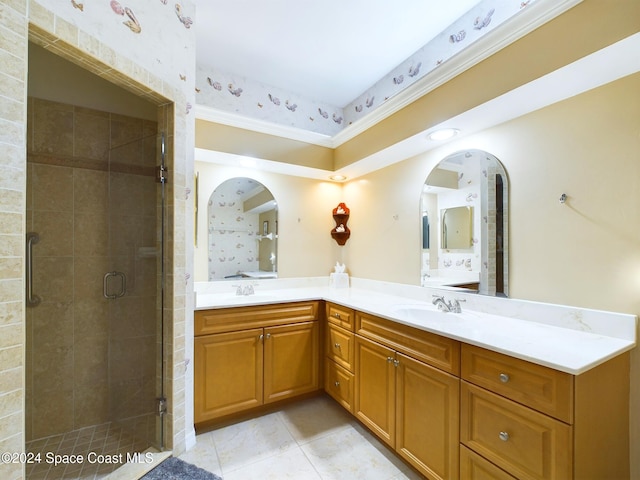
[193,0,481,108]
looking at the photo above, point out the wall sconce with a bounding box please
[331,203,350,245]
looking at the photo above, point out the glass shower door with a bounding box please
[106,125,165,450]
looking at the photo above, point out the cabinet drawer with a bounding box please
[356,312,460,375]
[195,301,319,335]
[326,303,355,331]
[461,344,573,423]
[461,382,572,480]
[460,445,517,480]
[326,323,354,371]
[324,358,354,413]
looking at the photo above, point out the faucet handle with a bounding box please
[450,298,466,313]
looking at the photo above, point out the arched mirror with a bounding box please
[421,150,508,296]
[207,177,278,281]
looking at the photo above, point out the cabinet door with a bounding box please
[396,353,459,480]
[354,335,396,447]
[194,328,263,424]
[263,321,319,403]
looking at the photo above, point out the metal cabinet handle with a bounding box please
[333,312,341,319]
[334,343,341,349]
[499,431,510,441]
[499,373,510,383]
[266,333,271,339]
[334,381,340,387]
[259,334,264,341]
[387,356,393,363]
[26,232,41,307]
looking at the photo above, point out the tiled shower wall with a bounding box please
[25,97,159,442]
[0,1,29,479]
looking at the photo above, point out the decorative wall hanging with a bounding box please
[331,203,350,246]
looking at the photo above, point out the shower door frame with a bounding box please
[22,18,188,457]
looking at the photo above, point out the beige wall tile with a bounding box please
[32,256,73,303]
[31,163,73,212]
[0,345,22,372]
[31,387,74,439]
[54,16,78,46]
[74,383,109,428]
[74,212,108,256]
[73,168,108,214]
[0,279,21,303]
[0,389,22,421]
[0,302,21,327]
[74,336,108,387]
[0,258,21,280]
[32,210,73,257]
[31,98,74,156]
[74,108,110,161]
[0,212,22,235]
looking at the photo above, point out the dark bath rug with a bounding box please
[141,456,222,480]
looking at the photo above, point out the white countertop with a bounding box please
[194,278,637,375]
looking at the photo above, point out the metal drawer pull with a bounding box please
[499,431,510,441]
[387,356,393,363]
[103,271,126,299]
[334,342,341,349]
[334,381,340,387]
[26,232,41,307]
[499,373,510,383]
[333,312,341,319]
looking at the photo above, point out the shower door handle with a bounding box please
[103,271,126,299]
[26,232,41,307]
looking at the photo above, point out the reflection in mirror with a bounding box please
[421,150,508,296]
[442,206,473,249]
[208,177,278,281]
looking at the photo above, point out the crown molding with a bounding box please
[195,0,582,149]
[331,0,584,146]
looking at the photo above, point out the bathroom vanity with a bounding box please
[194,282,635,480]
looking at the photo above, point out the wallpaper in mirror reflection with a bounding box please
[421,150,508,296]
[208,177,278,280]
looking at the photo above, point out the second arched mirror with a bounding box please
[208,177,278,281]
[421,150,508,296]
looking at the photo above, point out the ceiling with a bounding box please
[193,0,482,108]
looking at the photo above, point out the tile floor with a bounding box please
[25,422,151,480]
[179,395,424,480]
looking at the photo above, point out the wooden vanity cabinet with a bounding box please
[194,302,320,426]
[460,343,630,480]
[354,313,460,480]
[324,303,356,412]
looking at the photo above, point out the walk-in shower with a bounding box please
[24,93,166,479]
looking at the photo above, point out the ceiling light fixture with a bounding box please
[330,175,347,182]
[427,128,459,141]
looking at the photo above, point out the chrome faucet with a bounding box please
[432,295,465,313]
[234,284,255,296]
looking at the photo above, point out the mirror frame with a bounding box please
[421,149,509,297]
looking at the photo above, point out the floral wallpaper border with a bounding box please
[195,0,537,136]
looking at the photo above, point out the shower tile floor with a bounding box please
[26,421,152,480]
[179,394,423,480]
